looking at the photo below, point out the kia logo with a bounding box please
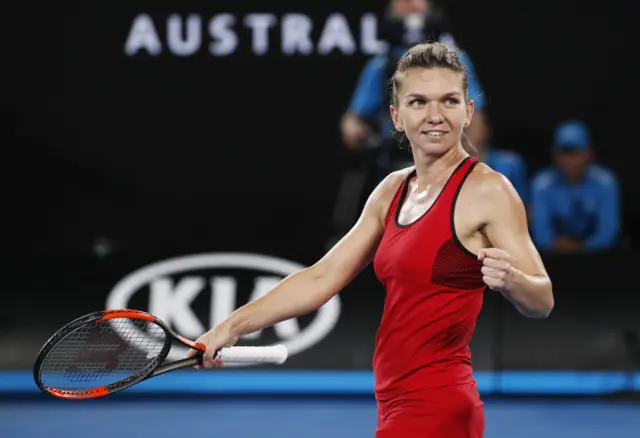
[105,253,341,364]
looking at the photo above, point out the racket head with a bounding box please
[32,309,193,400]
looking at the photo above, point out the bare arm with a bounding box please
[225,186,386,337]
[189,171,407,366]
[475,170,554,319]
[225,172,402,336]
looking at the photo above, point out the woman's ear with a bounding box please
[390,105,403,131]
[464,99,475,127]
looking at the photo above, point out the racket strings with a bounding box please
[40,318,166,391]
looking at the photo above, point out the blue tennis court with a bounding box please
[2,398,638,438]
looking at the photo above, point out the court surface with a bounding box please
[1,398,639,438]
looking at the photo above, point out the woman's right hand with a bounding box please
[186,323,239,369]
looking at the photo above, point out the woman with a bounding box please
[188,42,554,437]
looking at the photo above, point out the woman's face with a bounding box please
[390,67,473,157]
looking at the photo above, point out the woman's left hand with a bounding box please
[478,248,513,292]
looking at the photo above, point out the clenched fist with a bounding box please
[478,248,513,292]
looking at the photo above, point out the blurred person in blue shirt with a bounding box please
[329,0,487,248]
[530,120,621,253]
[471,112,529,205]
[340,0,487,164]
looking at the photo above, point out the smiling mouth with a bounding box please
[422,131,448,137]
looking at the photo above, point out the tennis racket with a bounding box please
[33,309,288,400]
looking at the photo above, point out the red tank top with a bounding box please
[372,156,486,401]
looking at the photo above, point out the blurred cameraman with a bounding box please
[329,0,486,246]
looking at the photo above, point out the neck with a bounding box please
[566,171,586,185]
[412,143,467,191]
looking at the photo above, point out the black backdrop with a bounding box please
[1,0,639,372]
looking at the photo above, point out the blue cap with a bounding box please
[552,120,591,150]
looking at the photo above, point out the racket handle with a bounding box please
[216,345,288,364]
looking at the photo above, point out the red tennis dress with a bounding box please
[372,157,486,437]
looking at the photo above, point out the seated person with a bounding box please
[530,120,621,253]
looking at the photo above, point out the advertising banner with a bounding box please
[2,251,640,395]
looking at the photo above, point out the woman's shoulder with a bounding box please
[365,166,415,219]
[379,166,415,197]
[466,161,523,205]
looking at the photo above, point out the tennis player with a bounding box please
[188,42,554,437]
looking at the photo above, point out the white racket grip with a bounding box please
[216,345,288,364]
